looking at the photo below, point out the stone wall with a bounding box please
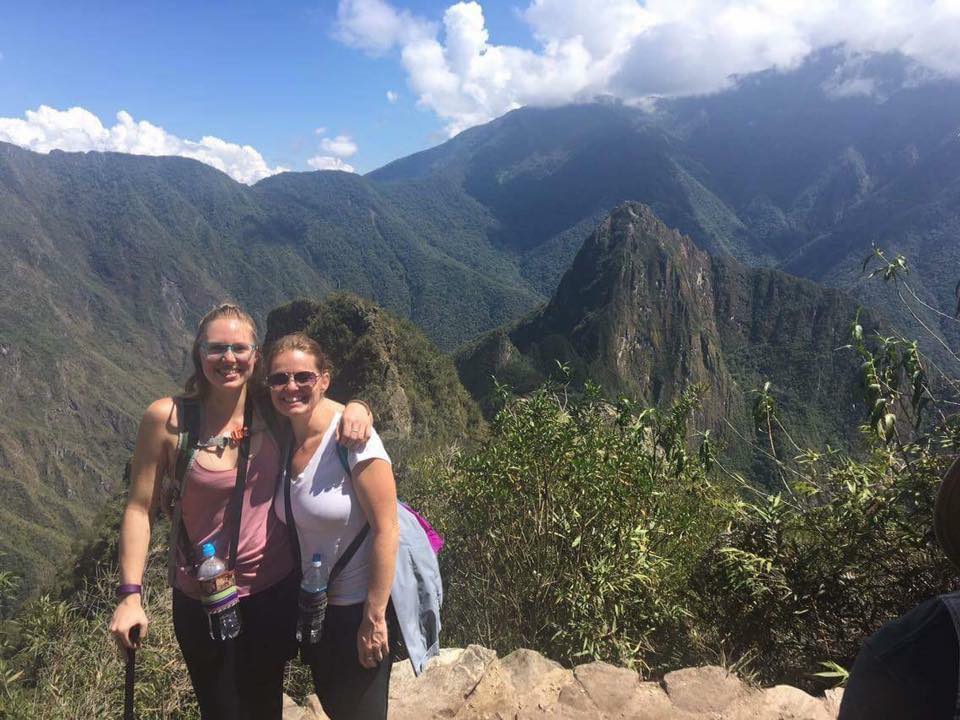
[283,645,844,720]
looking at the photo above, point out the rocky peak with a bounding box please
[513,201,735,423]
[458,203,877,472]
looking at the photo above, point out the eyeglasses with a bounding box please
[200,342,258,361]
[267,371,319,389]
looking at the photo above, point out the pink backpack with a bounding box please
[400,502,444,554]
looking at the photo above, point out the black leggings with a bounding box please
[306,603,393,720]
[172,573,298,720]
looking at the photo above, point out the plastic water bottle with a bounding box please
[297,553,328,645]
[196,543,242,641]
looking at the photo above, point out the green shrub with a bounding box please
[412,378,729,672]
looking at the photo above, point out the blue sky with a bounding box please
[1,0,957,183]
[0,1,534,174]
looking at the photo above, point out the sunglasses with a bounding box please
[200,342,258,361]
[267,371,320,389]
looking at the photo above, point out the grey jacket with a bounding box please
[392,504,443,675]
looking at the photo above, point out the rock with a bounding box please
[662,666,747,714]
[822,688,843,718]
[573,661,694,720]
[389,644,497,720]
[554,673,604,720]
[282,694,305,720]
[304,693,329,720]
[502,649,578,719]
[381,646,838,720]
[724,684,832,720]
[453,657,517,719]
[282,692,309,720]
[574,661,640,716]
[502,649,565,690]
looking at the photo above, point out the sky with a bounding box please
[1,0,958,183]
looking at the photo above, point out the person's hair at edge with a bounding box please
[184,303,260,398]
[264,332,334,378]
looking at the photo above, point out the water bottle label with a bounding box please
[297,589,327,645]
[200,569,239,614]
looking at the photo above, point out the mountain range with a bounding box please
[457,202,880,472]
[1,49,959,599]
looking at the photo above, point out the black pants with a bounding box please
[173,573,298,720]
[306,603,392,720]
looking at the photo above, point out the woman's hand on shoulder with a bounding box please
[336,399,374,450]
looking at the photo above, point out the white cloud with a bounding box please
[307,155,356,172]
[335,0,960,137]
[335,0,435,55]
[386,90,399,102]
[314,126,328,135]
[319,134,358,158]
[0,105,286,184]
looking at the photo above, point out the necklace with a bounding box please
[196,426,249,450]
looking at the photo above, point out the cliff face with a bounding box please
[511,203,737,429]
[458,202,876,464]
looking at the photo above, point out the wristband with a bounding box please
[116,583,142,598]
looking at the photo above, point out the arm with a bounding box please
[108,398,174,651]
[336,400,374,450]
[351,458,399,668]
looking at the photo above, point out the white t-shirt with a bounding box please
[274,412,392,605]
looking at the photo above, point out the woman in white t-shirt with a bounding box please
[266,333,398,720]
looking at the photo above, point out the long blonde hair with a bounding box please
[184,303,259,398]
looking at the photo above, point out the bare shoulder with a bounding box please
[327,398,346,413]
[141,396,180,439]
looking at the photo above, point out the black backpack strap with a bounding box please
[225,395,255,571]
[283,440,302,573]
[283,433,367,583]
[329,523,370,586]
[167,396,203,586]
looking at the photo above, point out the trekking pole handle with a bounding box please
[124,625,140,720]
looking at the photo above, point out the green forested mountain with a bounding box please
[0,142,534,600]
[457,202,881,472]
[372,52,960,360]
[2,49,959,599]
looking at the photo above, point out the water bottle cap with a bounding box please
[311,552,322,565]
[201,543,216,559]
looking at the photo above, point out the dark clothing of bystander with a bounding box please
[840,593,959,719]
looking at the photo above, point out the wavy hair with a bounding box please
[264,333,334,377]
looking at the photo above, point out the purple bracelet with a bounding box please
[116,583,142,598]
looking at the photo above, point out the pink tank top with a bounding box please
[175,431,293,599]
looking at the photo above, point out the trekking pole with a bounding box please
[124,625,140,720]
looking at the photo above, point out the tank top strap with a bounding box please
[939,591,960,719]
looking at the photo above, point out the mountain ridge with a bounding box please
[457,202,879,470]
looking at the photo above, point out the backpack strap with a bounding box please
[167,396,203,586]
[283,434,366,581]
[224,396,255,570]
[165,394,253,584]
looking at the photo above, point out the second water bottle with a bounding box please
[298,552,328,645]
